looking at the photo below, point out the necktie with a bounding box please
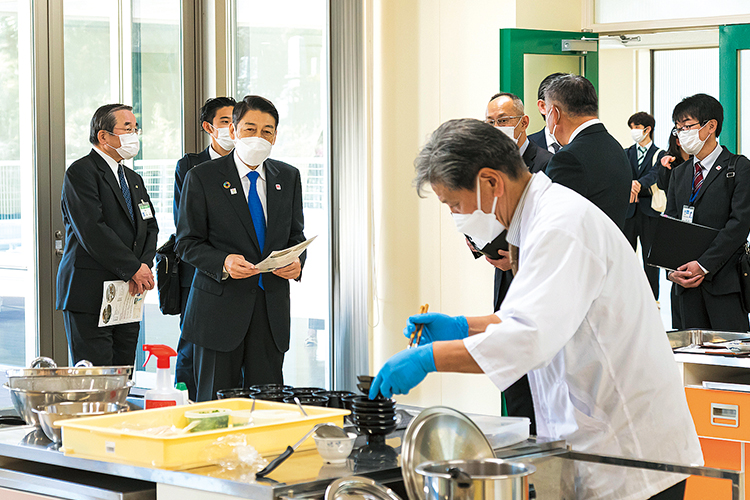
[247,170,266,289]
[551,142,561,153]
[692,161,704,195]
[117,164,134,223]
[637,145,647,166]
[509,243,519,276]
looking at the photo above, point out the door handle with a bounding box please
[54,230,64,256]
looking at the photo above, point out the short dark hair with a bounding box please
[488,92,524,114]
[233,95,279,128]
[200,97,237,129]
[414,119,526,196]
[537,72,566,101]
[544,74,598,117]
[89,104,133,146]
[628,112,656,139]
[672,93,723,137]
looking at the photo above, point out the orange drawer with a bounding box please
[684,439,743,500]
[686,387,750,441]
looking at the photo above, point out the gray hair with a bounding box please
[544,74,598,118]
[414,118,526,196]
[89,103,133,145]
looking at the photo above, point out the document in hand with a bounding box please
[98,280,147,327]
[256,235,317,273]
[646,215,719,272]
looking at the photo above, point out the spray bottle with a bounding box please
[142,344,184,409]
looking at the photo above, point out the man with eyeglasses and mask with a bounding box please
[173,96,236,400]
[476,92,551,435]
[665,93,750,332]
[57,103,158,367]
[543,74,631,230]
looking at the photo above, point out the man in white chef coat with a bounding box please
[370,119,703,500]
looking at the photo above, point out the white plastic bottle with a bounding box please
[142,344,183,409]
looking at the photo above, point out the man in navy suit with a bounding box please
[527,72,565,155]
[666,94,750,332]
[543,74,631,230]
[176,95,306,401]
[172,96,236,400]
[624,112,666,300]
[57,104,158,366]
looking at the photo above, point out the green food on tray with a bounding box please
[184,408,231,432]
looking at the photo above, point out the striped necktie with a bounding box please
[117,164,134,223]
[247,170,266,289]
[692,161,704,194]
[637,145,647,166]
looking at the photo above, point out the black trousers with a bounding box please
[676,286,749,332]
[192,289,285,402]
[648,479,686,500]
[63,310,140,366]
[624,211,660,299]
[504,375,537,435]
[174,285,197,401]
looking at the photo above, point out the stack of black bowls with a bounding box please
[250,384,294,402]
[216,387,260,399]
[283,386,328,406]
[313,390,355,410]
[349,396,397,445]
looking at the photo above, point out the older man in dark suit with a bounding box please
[666,93,750,332]
[176,95,306,401]
[57,103,158,366]
[172,96,236,400]
[543,74,631,230]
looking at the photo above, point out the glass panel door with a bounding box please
[234,0,330,388]
[522,53,583,137]
[719,24,750,154]
[0,0,37,380]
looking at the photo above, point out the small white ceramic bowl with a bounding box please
[313,432,356,464]
[727,341,750,353]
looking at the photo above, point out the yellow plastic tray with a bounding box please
[59,399,349,470]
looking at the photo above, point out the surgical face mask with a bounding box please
[495,121,521,144]
[677,123,709,156]
[630,128,648,144]
[235,136,272,166]
[212,126,235,151]
[114,132,140,160]
[545,106,562,149]
[452,176,505,250]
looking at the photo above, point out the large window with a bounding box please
[234,0,330,388]
[63,0,183,378]
[593,0,750,25]
[0,0,37,371]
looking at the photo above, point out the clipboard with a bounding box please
[646,215,719,272]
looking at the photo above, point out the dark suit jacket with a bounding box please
[625,143,665,219]
[174,147,212,287]
[56,150,159,314]
[528,128,547,151]
[176,154,306,353]
[545,123,631,230]
[493,141,553,310]
[665,146,750,296]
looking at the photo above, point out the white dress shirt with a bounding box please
[233,150,267,219]
[93,146,128,188]
[518,138,529,158]
[464,173,703,499]
[544,126,557,153]
[567,118,601,144]
[694,141,722,179]
[208,144,222,160]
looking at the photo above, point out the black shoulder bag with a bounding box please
[155,233,181,315]
[727,155,750,313]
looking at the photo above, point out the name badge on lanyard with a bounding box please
[138,200,154,220]
[682,205,695,223]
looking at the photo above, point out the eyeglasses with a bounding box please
[108,126,141,136]
[672,121,706,135]
[485,115,522,127]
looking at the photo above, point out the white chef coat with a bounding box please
[464,173,703,500]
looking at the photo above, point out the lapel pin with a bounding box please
[275,184,281,190]
[223,181,231,189]
[230,188,237,195]
[716,166,722,171]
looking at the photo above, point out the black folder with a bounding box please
[647,215,719,271]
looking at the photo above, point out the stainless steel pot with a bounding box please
[416,459,535,500]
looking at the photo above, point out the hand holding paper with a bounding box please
[256,235,316,273]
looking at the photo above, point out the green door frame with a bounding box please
[719,24,750,153]
[499,28,599,101]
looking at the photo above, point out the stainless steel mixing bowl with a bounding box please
[6,358,132,392]
[33,402,129,444]
[5,381,134,426]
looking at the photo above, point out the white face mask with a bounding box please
[677,123,709,156]
[630,128,647,144]
[212,126,235,151]
[235,136,272,167]
[495,121,521,144]
[452,176,505,249]
[115,132,140,160]
[545,106,562,149]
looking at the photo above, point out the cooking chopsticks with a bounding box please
[408,303,429,348]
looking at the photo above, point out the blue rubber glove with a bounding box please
[369,344,436,399]
[403,312,469,345]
